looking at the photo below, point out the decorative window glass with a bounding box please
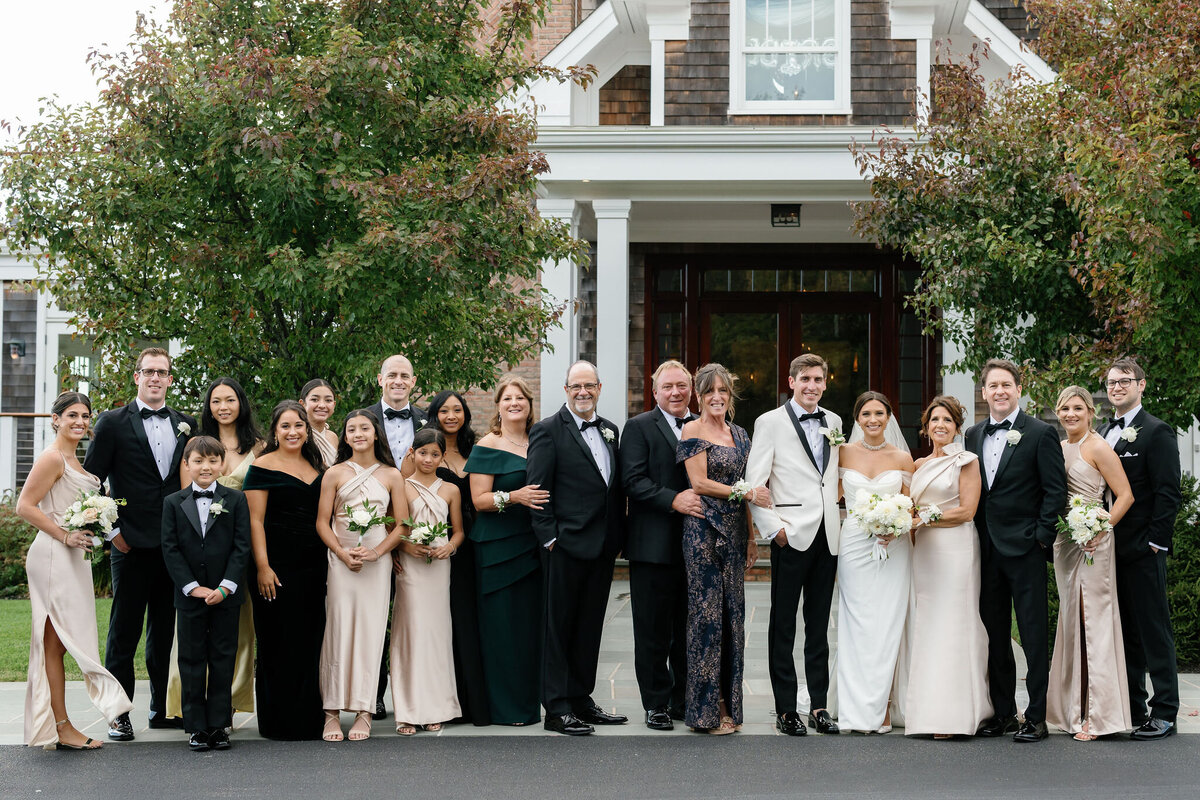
[730,0,851,115]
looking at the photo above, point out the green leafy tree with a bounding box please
[1,0,591,411]
[853,0,1200,429]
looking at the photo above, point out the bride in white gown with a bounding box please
[836,391,914,733]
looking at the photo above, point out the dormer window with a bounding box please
[730,0,851,114]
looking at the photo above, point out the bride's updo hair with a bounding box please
[919,395,965,440]
[853,390,893,421]
[1055,386,1096,418]
[693,362,739,420]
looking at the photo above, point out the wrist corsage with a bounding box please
[493,490,511,513]
[728,480,752,503]
[917,504,943,525]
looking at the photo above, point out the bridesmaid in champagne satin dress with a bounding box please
[904,396,992,737]
[18,392,132,749]
[302,379,340,469]
[1047,387,1134,739]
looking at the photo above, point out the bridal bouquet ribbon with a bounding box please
[63,491,125,562]
[1056,494,1112,566]
[849,490,914,561]
[345,501,394,548]
[402,518,450,564]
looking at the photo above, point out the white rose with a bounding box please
[82,507,100,523]
[1005,430,1022,446]
[350,508,374,527]
[177,421,191,436]
[1120,426,1138,443]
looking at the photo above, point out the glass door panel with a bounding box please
[797,313,871,420]
[705,311,779,438]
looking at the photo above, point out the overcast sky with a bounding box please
[1,2,173,144]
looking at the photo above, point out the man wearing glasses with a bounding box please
[85,347,196,740]
[1101,357,1182,740]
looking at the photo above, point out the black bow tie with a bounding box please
[1110,417,1126,429]
[384,407,412,421]
[674,416,687,430]
[140,407,170,419]
[984,420,1012,436]
[581,419,602,431]
[798,411,825,422]
[192,490,214,500]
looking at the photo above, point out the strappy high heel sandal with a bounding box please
[348,711,372,741]
[322,711,344,742]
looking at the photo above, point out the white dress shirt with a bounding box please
[569,408,612,485]
[790,399,826,474]
[180,482,239,598]
[135,397,174,480]
[383,402,416,466]
[982,408,1020,489]
[659,407,688,441]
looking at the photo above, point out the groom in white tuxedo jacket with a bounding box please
[746,353,842,737]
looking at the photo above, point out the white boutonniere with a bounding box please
[177,421,191,437]
[819,427,846,447]
[418,418,426,428]
[1119,425,1139,443]
[601,427,615,443]
[209,502,226,517]
[1005,429,1022,447]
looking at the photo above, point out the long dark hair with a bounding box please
[200,377,263,456]
[334,409,396,468]
[260,400,325,472]
[425,390,475,457]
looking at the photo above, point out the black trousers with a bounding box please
[541,547,614,717]
[979,541,1049,723]
[629,560,687,712]
[377,573,397,705]
[767,531,837,714]
[107,546,176,716]
[177,601,240,733]
[1117,551,1179,722]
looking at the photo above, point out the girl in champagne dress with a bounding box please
[1047,386,1134,739]
[18,391,133,749]
[316,409,407,741]
[169,377,264,721]
[391,427,465,733]
[302,379,340,468]
[836,391,914,734]
[904,396,993,737]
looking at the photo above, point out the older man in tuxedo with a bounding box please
[620,360,703,730]
[967,358,1066,743]
[1101,356,1182,740]
[746,353,842,737]
[527,360,627,735]
[84,347,196,740]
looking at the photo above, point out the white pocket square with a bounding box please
[1120,452,1138,458]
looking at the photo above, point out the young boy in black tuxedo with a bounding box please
[161,436,251,751]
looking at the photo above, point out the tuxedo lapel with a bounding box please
[819,408,832,475]
[991,411,1024,487]
[783,403,820,471]
[181,493,203,537]
[653,411,680,451]
[167,408,188,479]
[559,406,605,482]
[1113,409,1147,456]
[125,403,158,467]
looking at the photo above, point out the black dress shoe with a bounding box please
[645,708,673,731]
[188,731,210,752]
[208,729,231,750]
[1131,718,1176,741]
[148,715,183,730]
[976,715,1019,737]
[1013,720,1048,743]
[776,711,807,736]
[575,703,628,725]
[668,705,686,722]
[544,713,594,736]
[808,709,839,734]
[373,699,387,721]
[108,713,134,742]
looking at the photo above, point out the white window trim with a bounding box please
[728,0,852,115]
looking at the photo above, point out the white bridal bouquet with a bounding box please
[1056,494,1112,566]
[849,490,914,561]
[344,502,394,548]
[63,491,125,562]
[402,518,450,564]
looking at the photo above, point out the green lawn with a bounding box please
[0,599,147,682]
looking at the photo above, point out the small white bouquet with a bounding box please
[1056,494,1112,566]
[63,491,126,562]
[402,518,450,564]
[849,490,914,561]
[916,504,943,526]
[344,501,394,548]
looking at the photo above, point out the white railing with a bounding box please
[0,413,52,496]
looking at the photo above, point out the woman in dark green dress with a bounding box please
[466,375,550,725]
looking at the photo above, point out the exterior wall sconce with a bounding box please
[7,340,26,360]
[771,204,801,227]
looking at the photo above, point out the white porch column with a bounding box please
[537,199,581,414]
[592,200,632,428]
[889,2,936,123]
[645,0,691,127]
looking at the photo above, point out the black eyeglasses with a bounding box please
[566,383,599,393]
[138,368,171,378]
[1104,377,1135,389]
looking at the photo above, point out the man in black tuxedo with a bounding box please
[83,347,196,740]
[966,358,1066,743]
[527,360,628,735]
[1100,356,1182,740]
[367,352,427,718]
[160,437,251,751]
[619,360,703,730]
